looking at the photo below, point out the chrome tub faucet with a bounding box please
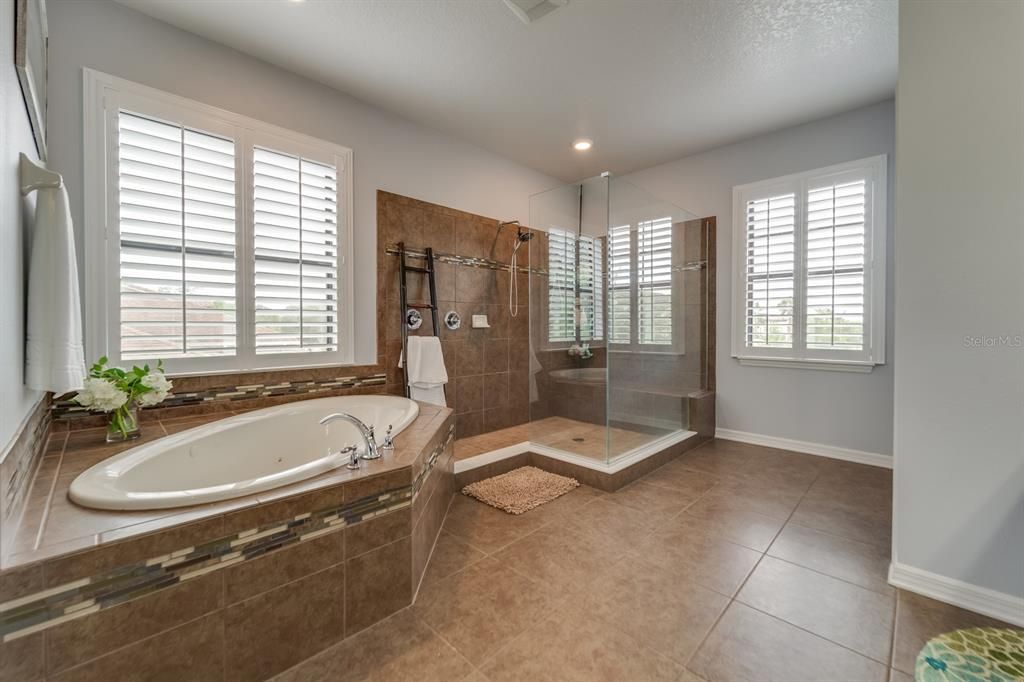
[320,413,381,466]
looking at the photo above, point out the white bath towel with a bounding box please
[25,185,86,394]
[528,345,543,403]
[398,336,448,407]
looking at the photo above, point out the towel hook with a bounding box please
[19,153,62,195]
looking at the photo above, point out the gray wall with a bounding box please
[625,101,896,456]
[0,0,45,453]
[894,0,1024,601]
[45,0,557,365]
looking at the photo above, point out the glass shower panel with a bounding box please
[528,176,609,462]
[528,175,703,465]
[606,178,699,461]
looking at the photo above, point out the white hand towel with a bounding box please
[528,345,543,403]
[398,336,448,407]
[25,185,86,394]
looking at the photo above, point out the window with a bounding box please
[547,228,603,344]
[84,71,353,374]
[731,155,887,371]
[607,217,680,351]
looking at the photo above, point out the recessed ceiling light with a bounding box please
[573,139,593,151]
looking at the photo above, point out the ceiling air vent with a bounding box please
[502,0,568,25]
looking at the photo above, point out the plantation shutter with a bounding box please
[805,179,866,350]
[253,148,340,354]
[578,235,603,341]
[607,224,632,344]
[547,229,575,343]
[638,217,673,345]
[547,229,602,343]
[744,192,796,348]
[117,111,237,360]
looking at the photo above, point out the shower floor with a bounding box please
[454,417,672,462]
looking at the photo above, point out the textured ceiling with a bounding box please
[116,0,897,181]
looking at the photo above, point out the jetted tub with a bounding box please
[69,395,420,511]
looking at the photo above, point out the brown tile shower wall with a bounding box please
[379,191,531,439]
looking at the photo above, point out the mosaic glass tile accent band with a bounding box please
[51,373,388,420]
[0,425,453,643]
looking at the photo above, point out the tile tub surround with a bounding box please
[378,191,534,440]
[1,398,51,561]
[0,408,455,681]
[50,369,389,431]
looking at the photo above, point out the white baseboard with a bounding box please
[715,428,892,469]
[888,562,1024,627]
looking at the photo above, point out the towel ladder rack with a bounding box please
[397,241,440,398]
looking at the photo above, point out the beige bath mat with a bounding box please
[462,466,579,515]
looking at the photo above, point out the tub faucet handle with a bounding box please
[382,424,395,451]
[340,444,360,470]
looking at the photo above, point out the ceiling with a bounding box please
[116,0,897,181]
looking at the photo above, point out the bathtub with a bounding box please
[69,395,420,511]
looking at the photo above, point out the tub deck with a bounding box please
[4,401,451,571]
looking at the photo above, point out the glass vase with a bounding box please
[106,404,141,443]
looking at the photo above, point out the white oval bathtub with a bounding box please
[69,395,420,511]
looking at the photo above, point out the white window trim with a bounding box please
[730,155,887,372]
[83,69,355,374]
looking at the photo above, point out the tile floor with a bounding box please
[454,416,672,462]
[275,439,1014,682]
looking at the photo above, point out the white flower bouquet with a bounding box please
[75,357,173,442]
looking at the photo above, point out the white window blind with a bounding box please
[607,224,631,344]
[253,148,339,354]
[744,193,796,348]
[732,155,887,370]
[805,180,866,350]
[638,217,674,345]
[547,228,603,343]
[117,111,237,360]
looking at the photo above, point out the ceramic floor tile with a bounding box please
[418,531,488,588]
[639,463,720,497]
[891,590,1013,675]
[789,495,892,547]
[604,480,702,515]
[768,523,893,595]
[686,482,806,522]
[273,608,473,682]
[633,525,762,597]
[412,560,563,666]
[736,556,895,663]
[690,602,889,682]
[493,523,625,596]
[675,502,786,552]
[585,559,730,664]
[558,497,666,549]
[442,494,551,554]
[480,603,683,682]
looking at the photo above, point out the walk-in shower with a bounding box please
[526,174,714,465]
